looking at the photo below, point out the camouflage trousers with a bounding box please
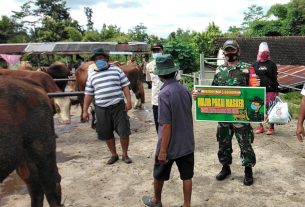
[217,122,256,167]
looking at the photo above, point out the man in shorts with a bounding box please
[82,48,132,165]
[142,54,194,207]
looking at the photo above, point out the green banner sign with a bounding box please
[195,85,266,123]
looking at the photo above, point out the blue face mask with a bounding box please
[251,104,258,110]
[152,53,162,59]
[95,60,109,71]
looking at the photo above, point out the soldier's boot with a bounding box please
[216,165,231,181]
[244,166,254,186]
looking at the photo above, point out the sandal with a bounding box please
[122,156,132,164]
[107,155,119,165]
[142,195,162,207]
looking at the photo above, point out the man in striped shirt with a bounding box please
[82,48,133,165]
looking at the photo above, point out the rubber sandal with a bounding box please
[107,155,119,165]
[122,156,132,164]
[142,195,162,207]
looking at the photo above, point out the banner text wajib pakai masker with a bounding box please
[195,86,266,123]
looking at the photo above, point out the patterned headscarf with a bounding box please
[257,42,270,62]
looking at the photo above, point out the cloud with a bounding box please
[178,12,212,18]
[65,0,97,9]
[105,1,143,9]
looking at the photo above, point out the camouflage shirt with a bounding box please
[212,61,251,87]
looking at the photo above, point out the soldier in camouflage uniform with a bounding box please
[212,40,256,186]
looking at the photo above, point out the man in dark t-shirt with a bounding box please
[142,54,194,207]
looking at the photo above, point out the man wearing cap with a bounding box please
[82,48,133,165]
[146,42,181,132]
[214,40,256,186]
[193,40,256,186]
[142,54,194,207]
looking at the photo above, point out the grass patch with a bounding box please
[279,92,302,119]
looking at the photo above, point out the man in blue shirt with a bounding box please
[142,54,194,207]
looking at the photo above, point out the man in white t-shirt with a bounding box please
[296,84,305,142]
[146,43,181,132]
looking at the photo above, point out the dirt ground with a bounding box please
[1,86,305,207]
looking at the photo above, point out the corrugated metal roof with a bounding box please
[10,42,149,54]
[0,44,28,54]
[24,43,56,53]
[278,65,305,87]
[53,42,117,54]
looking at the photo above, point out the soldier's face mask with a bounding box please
[224,49,239,62]
[224,47,239,62]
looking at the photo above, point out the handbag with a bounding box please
[267,96,292,124]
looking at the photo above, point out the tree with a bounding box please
[0,15,29,43]
[128,23,148,41]
[12,0,82,42]
[227,26,243,36]
[64,26,82,41]
[248,20,285,36]
[100,24,123,41]
[247,0,305,36]
[242,5,265,31]
[193,22,222,56]
[84,7,94,31]
[284,0,305,35]
[82,30,101,42]
[165,29,199,73]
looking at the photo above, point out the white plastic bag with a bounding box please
[267,96,291,124]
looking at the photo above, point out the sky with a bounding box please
[0,0,291,38]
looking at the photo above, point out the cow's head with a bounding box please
[54,97,71,124]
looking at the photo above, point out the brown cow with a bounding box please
[119,63,145,109]
[75,61,145,123]
[18,61,34,70]
[0,76,63,207]
[0,69,71,124]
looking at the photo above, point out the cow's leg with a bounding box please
[134,98,141,109]
[36,151,62,207]
[17,161,44,207]
[133,81,145,109]
[78,94,85,122]
[27,133,62,207]
[90,104,96,129]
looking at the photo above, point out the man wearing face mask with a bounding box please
[146,42,181,132]
[213,40,256,186]
[82,48,133,165]
[193,40,256,186]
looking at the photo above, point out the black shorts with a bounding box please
[95,101,131,140]
[153,153,194,181]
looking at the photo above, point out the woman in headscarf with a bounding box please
[252,42,279,135]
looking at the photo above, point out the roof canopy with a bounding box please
[0,42,149,55]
